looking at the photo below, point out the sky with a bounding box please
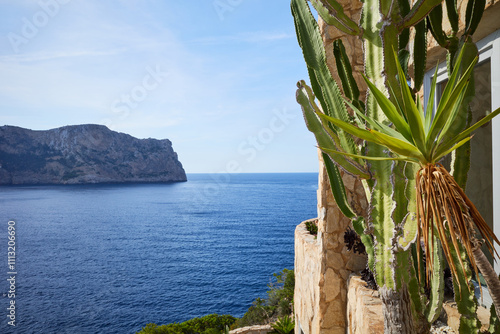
[0,0,319,173]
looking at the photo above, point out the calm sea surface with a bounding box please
[0,173,317,334]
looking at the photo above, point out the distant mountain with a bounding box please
[0,124,187,185]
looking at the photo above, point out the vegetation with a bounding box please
[232,269,294,329]
[344,227,365,255]
[270,315,294,334]
[291,0,500,332]
[136,314,236,334]
[305,220,318,236]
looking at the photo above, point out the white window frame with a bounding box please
[423,29,500,271]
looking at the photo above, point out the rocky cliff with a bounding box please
[0,124,187,185]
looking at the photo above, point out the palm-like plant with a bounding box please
[315,46,500,291]
[271,315,294,334]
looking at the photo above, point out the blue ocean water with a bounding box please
[0,173,318,334]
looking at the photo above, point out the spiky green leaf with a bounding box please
[427,46,468,147]
[362,74,413,142]
[425,65,440,132]
[317,112,424,160]
[439,107,500,155]
[393,51,427,154]
[321,147,414,162]
[398,49,411,80]
[434,136,472,162]
[344,99,407,141]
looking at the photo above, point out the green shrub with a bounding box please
[304,220,317,236]
[271,315,294,334]
[136,314,236,334]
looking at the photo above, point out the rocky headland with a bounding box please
[0,124,187,185]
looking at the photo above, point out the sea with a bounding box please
[0,173,318,334]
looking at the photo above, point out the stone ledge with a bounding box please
[296,219,319,244]
[347,275,384,334]
[347,275,492,333]
[295,218,322,334]
[229,324,273,334]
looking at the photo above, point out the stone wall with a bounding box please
[230,324,273,334]
[346,276,384,334]
[294,157,367,334]
[294,219,322,334]
[346,275,492,333]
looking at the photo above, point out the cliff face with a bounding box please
[0,124,187,185]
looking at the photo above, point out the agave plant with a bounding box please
[271,315,294,334]
[317,46,500,292]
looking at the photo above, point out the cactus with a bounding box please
[488,302,500,333]
[291,0,500,332]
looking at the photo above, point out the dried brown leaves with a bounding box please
[416,163,500,287]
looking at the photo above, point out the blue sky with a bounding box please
[0,0,318,173]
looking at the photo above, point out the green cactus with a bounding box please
[291,0,500,333]
[488,302,500,333]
